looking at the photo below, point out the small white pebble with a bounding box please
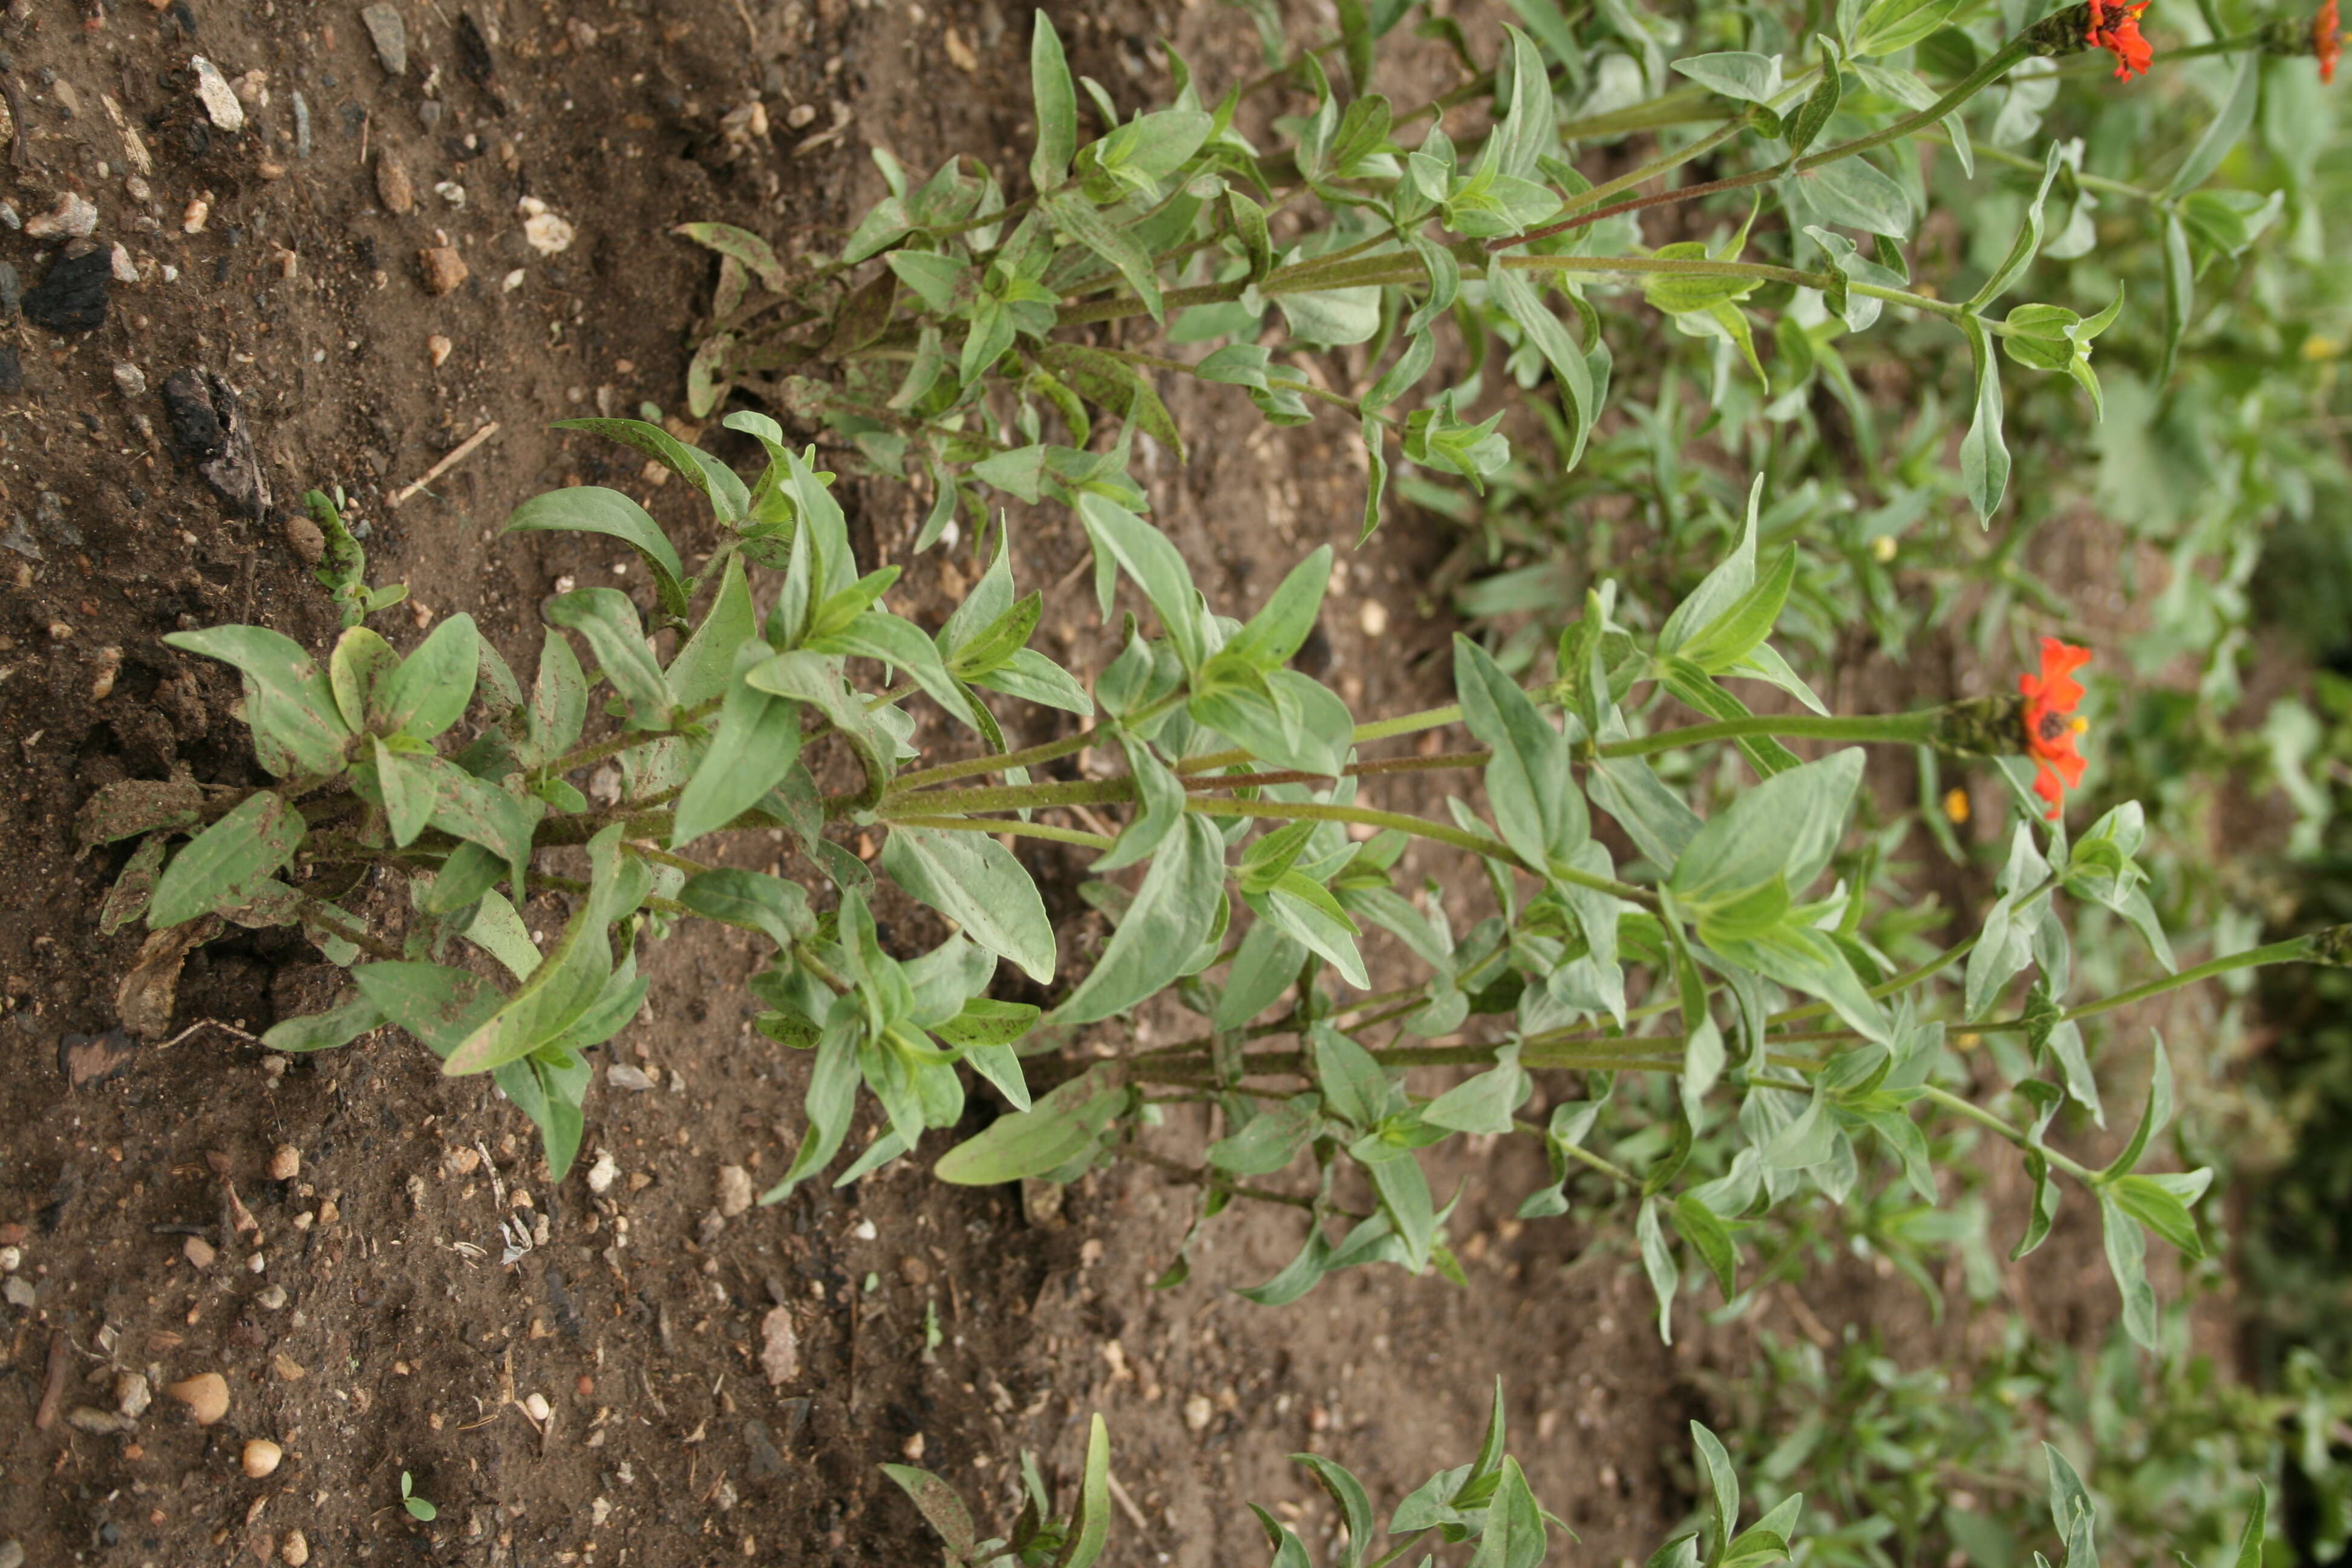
[523,1392,552,1423]
[851,1219,878,1242]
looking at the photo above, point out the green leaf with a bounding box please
[673,658,803,846]
[503,488,689,616]
[149,792,306,929]
[2043,1445,2098,1568]
[678,868,814,949]
[98,832,171,935]
[426,763,544,877]
[881,826,1057,984]
[671,221,790,292]
[1029,11,1079,191]
[1043,190,1163,324]
[2233,1486,2268,1568]
[1802,155,1910,237]
[2099,1039,2174,1180]
[880,1466,979,1560]
[935,1073,1124,1184]
[1053,817,1227,1024]
[1368,1150,1435,1272]
[2165,51,2258,198]
[813,610,975,727]
[767,1018,863,1199]
[2108,1171,2210,1259]
[1672,51,1784,103]
[1422,1046,1529,1134]
[442,827,627,1077]
[1674,1195,1739,1300]
[1958,315,2009,522]
[2158,211,2192,384]
[665,554,759,708]
[353,961,505,1057]
[2012,1148,2061,1260]
[373,737,434,848]
[1637,1196,1681,1344]
[1690,1422,1740,1560]
[1670,750,1862,913]
[885,250,970,313]
[1034,342,1188,459]
[1062,1413,1114,1568]
[549,418,750,524]
[1854,0,1959,54]
[1968,142,2065,309]
[1784,41,1841,158]
[1466,1458,1549,1568]
[1486,264,1598,468]
[1092,734,1184,874]
[329,626,399,733]
[1223,546,1332,672]
[1209,1093,1322,1175]
[1076,494,1207,673]
[2099,1187,2160,1349]
[164,625,351,777]
[261,993,388,1053]
[379,613,480,740]
[1294,1455,1376,1568]
[1454,635,1588,874]
[931,996,1043,1052]
[523,631,589,769]
[546,589,675,731]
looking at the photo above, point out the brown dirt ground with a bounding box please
[0,0,2172,1564]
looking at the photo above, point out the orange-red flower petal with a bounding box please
[2019,638,2092,821]
[2086,0,2155,79]
[2320,0,2341,84]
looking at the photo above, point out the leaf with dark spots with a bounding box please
[77,778,209,851]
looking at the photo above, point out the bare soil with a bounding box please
[0,1,2144,1564]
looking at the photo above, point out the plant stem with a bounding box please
[1918,1084,2100,1184]
[888,813,1117,851]
[884,693,1187,793]
[1181,797,1659,906]
[1511,1114,1643,1186]
[544,696,725,779]
[2047,935,2315,1027]
[1593,710,1941,759]
[1128,1147,1321,1212]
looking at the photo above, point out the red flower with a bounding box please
[2319,0,2341,84]
[2085,0,2155,80]
[2019,638,2091,821]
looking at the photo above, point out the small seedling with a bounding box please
[400,1471,438,1523]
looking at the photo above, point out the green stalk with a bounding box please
[1918,1085,2100,1184]
[1981,934,2320,1031]
[888,813,1117,851]
[1593,710,1941,760]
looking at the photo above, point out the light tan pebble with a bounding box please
[376,154,415,215]
[427,333,452,367]
[166,1372,230,1425]
[267,1145,300,1181]
[716,1165,753,1217]
[190,57,246,131]
[114,1372,152,1418]
[182,1235,217,1270]
[418,245,468,295]
[522,1392,552,1423]
[1359,599,1389,638]
[281,1530,310,1566]
[243,1439,284,1478]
